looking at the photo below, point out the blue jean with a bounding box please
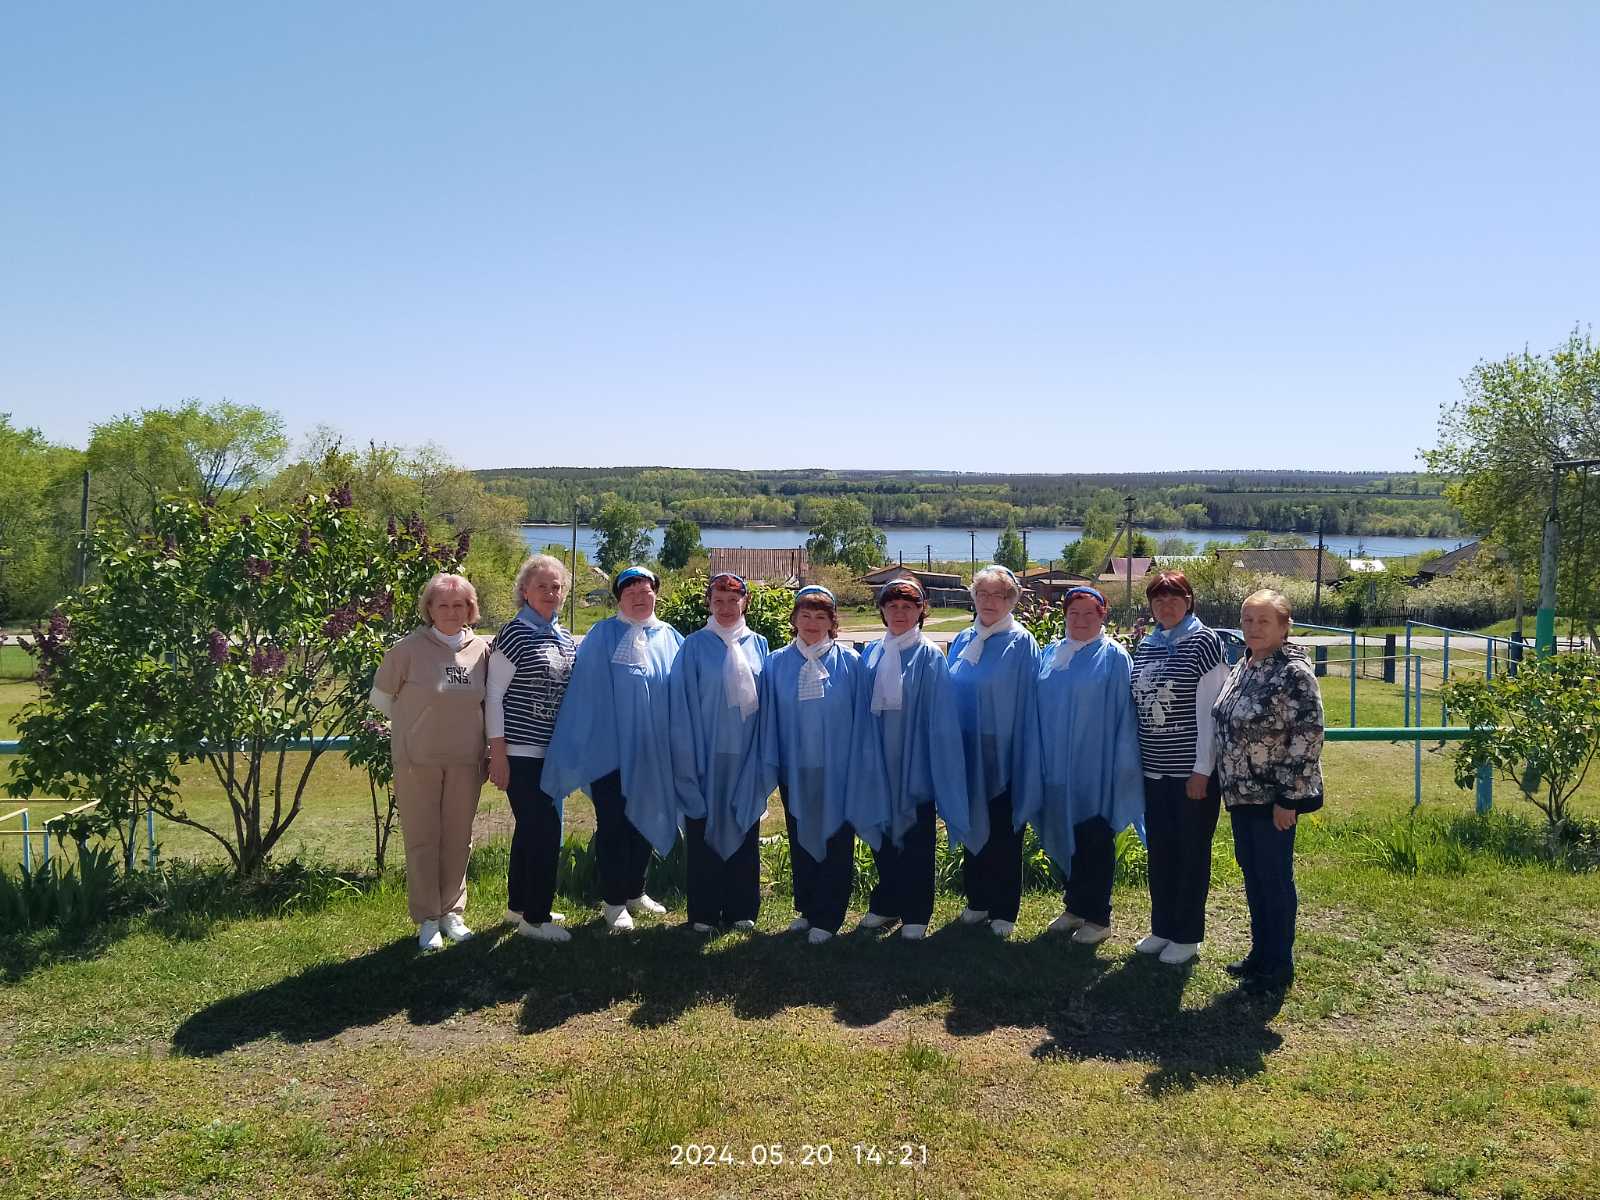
[1229,806,1298,970]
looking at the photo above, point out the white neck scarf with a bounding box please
[871,628,924,714]
[958,614,1016,665]
[1051,633,1099,672]
[430,626,468,651]
[707,617,759,719]
[611,612,663,667]
[794,636,834,701]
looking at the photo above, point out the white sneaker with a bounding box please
[732,919,756,931]
[504,908,523,925]
[807,927,833,944]
[550,911,566,924]
[1047,910,1086,934]
[990,919,1015,938]
[1134,934,1170,955]
[418,920,443,951]
[1159,941,1198,965]
[440,913,473,943]
[858,912,894,930]
[787,916,811,933]
[518,921,571,943]
[603,903,635,931]
[690,922,715,934]
[1071,922,1112,945]
[627,894,666,915]
[959,907,990,925]
[900,923,928,941]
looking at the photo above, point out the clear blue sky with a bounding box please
[3,2,1596,473]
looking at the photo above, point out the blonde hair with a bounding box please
[1241,587,1292,626]
[417,572,481,625]
[513,553,571,611]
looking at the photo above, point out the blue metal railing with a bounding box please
[1292,620,1359,727]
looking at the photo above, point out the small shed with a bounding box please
[708,547,809,588]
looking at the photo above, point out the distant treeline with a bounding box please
[476,468,1464,538]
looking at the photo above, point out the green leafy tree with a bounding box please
[659,516,704,570]
[9,491,452,876]
[994,517,1027,572]
[594,498,653,576]
[1443,654,1600,829]
[1426,327,1600,641]
[0,415,83,621]
[806,498,887,574]
[85,400,287,538]
[656,574,795,647]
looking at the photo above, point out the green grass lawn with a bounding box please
[4,652,1600,1197]
[2,787,1597,1199]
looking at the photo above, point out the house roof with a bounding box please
[1213,547,1340,580]
[707,546,809,586]
[1097,556,1155,584]
[1416,540,1486,578]
[859,565,964,587]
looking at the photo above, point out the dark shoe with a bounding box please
[1224,956,1259,978]
[1240,965,1294,995]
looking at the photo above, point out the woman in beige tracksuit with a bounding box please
[371,573,491,950]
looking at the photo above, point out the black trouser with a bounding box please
[1063,816,1116,928]
[780,785,855,934]
[869,803,937,927]
[589,770,654,907]
[684,817,761,927]
[507,755,561,924]
[961,790,1023,922]
[1230,806,1298,971]
[1144,774,1221,944]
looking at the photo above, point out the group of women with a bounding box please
[374,555,1324,994]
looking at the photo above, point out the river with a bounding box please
[520,525,1466,565]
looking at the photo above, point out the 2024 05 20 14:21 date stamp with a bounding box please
[668,1143,929,1168]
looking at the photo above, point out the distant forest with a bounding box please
[475,468,1464,538]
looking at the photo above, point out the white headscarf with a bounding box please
[707,617,759,718]
[611,612,665,668]
[794,636,834,701]
[957,614,1016,665]
[871,628,925,713]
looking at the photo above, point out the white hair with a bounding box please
[514,553,572,610]
[970,565,1022,605]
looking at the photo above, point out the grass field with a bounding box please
[5,644,1600,1198]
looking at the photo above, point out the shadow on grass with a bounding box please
[170,914,1282,1090]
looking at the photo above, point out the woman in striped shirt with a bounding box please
[1129,570,1230,966]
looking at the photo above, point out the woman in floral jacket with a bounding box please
[1212,588,1324,994]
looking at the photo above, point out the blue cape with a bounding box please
[947,624,1044,849]
[1023,635,1145,873]
[668,626,771,860]
[853,637,973,851]
[541,616,684,856]
[750,640,880,861]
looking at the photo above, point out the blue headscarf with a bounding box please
[612,565,660,598]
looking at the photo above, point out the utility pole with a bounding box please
[1123,495,1136,620]
[926,544,932,571]
[1313,514,1325,623]
[1020,529,1031,575]
[77,470,90,588]
[568,500,579,630]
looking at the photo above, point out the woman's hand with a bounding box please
[1186,772,1210,800]
[488,744,510,791]
[1272,803,1297,831]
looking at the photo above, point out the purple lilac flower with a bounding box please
[297,524,312,556]
[250,644,287,676]
[322,604,358,639]
[244,556,273,581]
[359,717,391,738]
[208,630,230,665]
[331,482,353,509]
[456,531,472,558]
[386,515,397,537]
